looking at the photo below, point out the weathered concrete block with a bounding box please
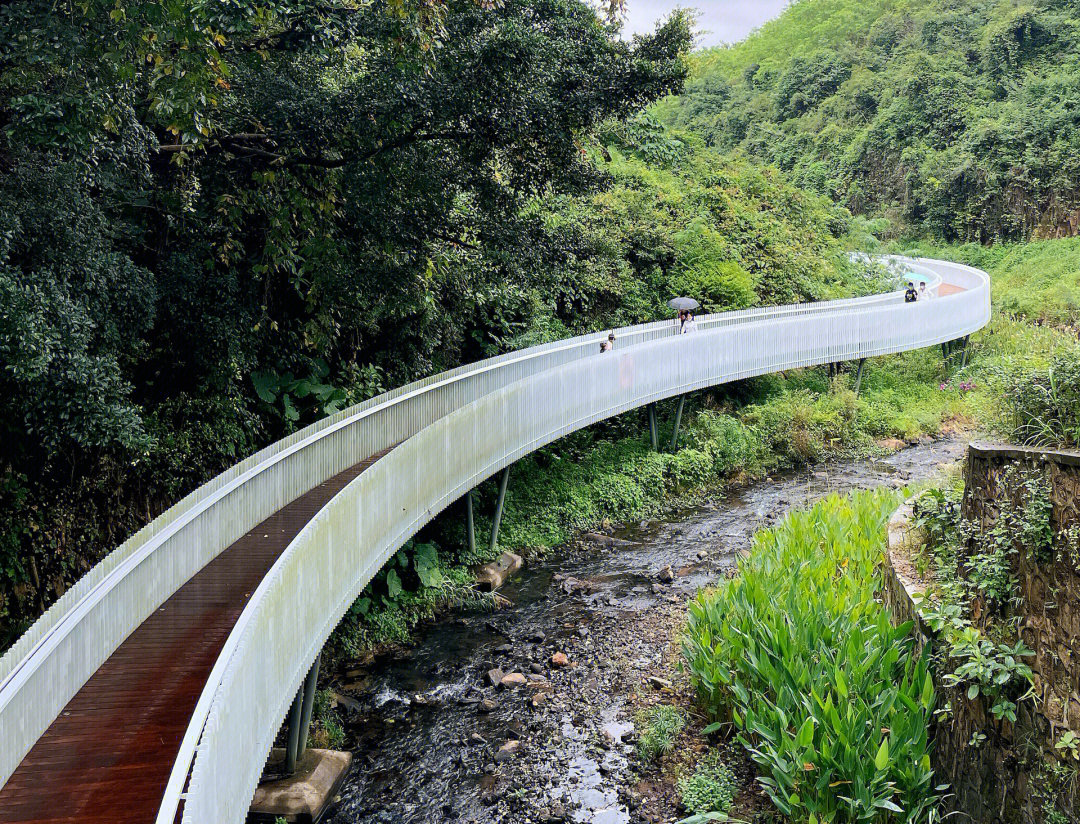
[249,748,351,824]
[473,551,523,592]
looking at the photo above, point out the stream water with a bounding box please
[327,436,967,824]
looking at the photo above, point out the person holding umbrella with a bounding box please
[668,296,700,334]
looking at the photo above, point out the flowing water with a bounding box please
[328,437,967,824]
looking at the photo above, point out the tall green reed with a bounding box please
[684,490,941,823]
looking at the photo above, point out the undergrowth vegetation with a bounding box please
[677,751,740,817]
[660,0,1080,242]
[636,704,687,762]
[912,466,1056,724]
[683,490,941,823]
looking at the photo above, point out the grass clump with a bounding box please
[309,688,346,750]
[683,490,940,823]
[678,751,739,816]
[635,704,686,762]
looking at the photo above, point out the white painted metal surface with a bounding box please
[0,256,987,821]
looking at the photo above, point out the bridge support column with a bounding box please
[960,335,970,369]
[669,396,686,452]
[489,466,511,553]
[647,403,658,451]
[284,654,320,775]
[297,653,320,758]
[284,688,304,776]
[853,358,866,395]
[465,489,476,557]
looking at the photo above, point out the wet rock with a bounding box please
[500,672,527,688]
[582,532,639,547]
[529,630,547,643]
[469,732,487,746]
[486,668,505,687]
[647,676,672,690]
[550,652,569,668]
[495,740,521,762]
[328,689,362,714]
[553,573,598,595]
[656,565,674,584]
[530,692,547,708]
[545,802,567,821]
[478,699,498,713]
[530,662,544,674]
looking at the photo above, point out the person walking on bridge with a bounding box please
[904,281,918,303]
[919,281,933,301]
[681,311,698,333]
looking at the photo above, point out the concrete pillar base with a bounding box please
[249,748,352,824]
[473,551,523,591]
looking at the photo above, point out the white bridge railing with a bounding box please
[0,257,987,822]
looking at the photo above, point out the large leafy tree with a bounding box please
[0,0,691,633]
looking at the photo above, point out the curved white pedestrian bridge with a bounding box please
[0,257,988,823]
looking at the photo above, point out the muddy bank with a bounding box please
[327,437,968,824]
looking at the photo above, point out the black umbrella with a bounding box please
[667,297,701,312]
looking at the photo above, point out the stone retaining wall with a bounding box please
[883,441,1080,824]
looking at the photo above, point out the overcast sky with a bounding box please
[621,1,790,49]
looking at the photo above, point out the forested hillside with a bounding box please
[659,0,1080,242]
[0,0,868,641]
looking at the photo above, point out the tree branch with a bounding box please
[157,129,474,168]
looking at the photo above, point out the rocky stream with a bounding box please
[326,436,968,824]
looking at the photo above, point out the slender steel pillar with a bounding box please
[941,341,949,360]
[647,403,658,451]
[489,466,511,553]
[669,396,686,452]
[853,358,866,395]
[960,335,970,369]
[283,684,304,775]
[297,654,321,758]
[465,489,476,556]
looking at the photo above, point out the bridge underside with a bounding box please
[0,451,386,824]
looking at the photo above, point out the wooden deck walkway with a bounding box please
[0,451,387,824]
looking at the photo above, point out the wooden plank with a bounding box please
[0,450,388,823]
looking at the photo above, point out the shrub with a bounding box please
[678,751,739,815]
[683,490,940,823]
[998,350,1080,448]
[636,704,686,762]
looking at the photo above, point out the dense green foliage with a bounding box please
[684,490,940,823]
[659,0,1080,242]
[996,349,1080,446]
[0,0,696,638]
[677,751,739,816]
